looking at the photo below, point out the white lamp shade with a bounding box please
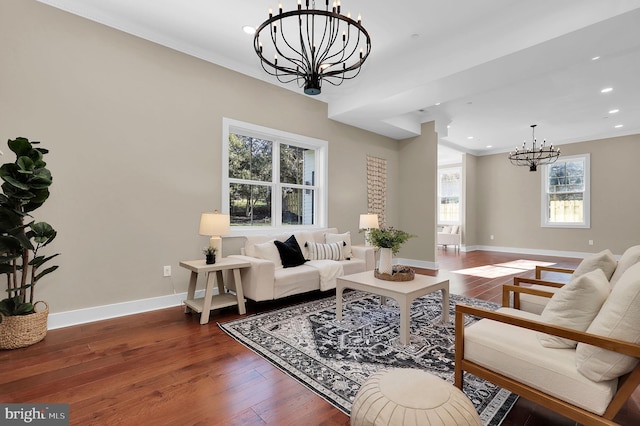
[359,214,379,229]
[199,212,230,237]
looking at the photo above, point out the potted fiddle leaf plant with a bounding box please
[0,137,59,349]
[368,227,415,278]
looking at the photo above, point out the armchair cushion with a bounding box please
[609,245,640,288]
[538,269,610,348]
[572,249,617,281]
[577,262,640,381]
[464,307,618,415]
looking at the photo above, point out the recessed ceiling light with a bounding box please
[486,145,493,148]
[435,102,441,106]
[609,109,620,114]
[615,124,624,128]
[242,25,256,35]
[601,87,613,93]
[467,136,474,140]
[591,56,600,61]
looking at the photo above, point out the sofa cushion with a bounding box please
[306,241,344,261]
[576,262,640,382]
[464,307,618,415]
[538,269,610,348]
[325,231,352,259]
[572,249,617,281]
[253,240,283,269]
[290,231,315,259]
[274,235,307,268]
[273,265,320,299]
[340,258,366,276]
[609,245,640,288]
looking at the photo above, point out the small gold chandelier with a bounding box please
[253,0,372,95]
[508,124,561,172]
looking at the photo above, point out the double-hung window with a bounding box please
[541,153,590,228]
[222,118,327,232]
[437,166,461,224]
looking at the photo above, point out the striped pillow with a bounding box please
[306,241,344,261]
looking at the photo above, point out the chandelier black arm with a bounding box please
[322,26,363,75]
[254,9,370,75]
[314,13,345,70]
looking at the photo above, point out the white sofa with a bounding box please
[227,228,375,302]
[437,225,461,251]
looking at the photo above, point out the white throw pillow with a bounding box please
[537,269,610,348]
[306,241,344,261]
[576,262,640,382]
[572,249,617,281]
[609,245,640,288]
[325,231,352,259]
[253,240,283,269]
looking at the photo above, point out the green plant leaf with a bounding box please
[17,156,36,174]
[34,265,59,283]
[8,137,33,157]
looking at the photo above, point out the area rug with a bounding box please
[219,291,518,425]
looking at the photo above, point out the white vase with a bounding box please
[378,247,393,275]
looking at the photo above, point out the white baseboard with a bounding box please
[47,245,587,330]
[47,289,207,330]
[467,245,590,259]
[394,258,438,270]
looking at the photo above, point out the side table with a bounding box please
[180,257,251,325]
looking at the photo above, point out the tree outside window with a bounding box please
[223,119,327,230]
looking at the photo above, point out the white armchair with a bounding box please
[437,225,461,252]
[455,260,640,425]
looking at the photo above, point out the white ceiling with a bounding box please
[38,0,640,158]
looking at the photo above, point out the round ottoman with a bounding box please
[351,368,482,426]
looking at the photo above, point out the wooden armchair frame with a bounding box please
[507,264,576,309]
[454,303,640,426]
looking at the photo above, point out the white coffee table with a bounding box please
[336,271,450,345]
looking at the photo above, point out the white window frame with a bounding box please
[437,165,462,225]
[541,153,590,229]
[222,118,328,235]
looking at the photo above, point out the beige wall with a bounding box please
[0,0,408,313]
[474,134,640,255]
[461,153,478,247]
[398,122,438,263]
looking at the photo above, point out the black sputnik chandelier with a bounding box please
[508,124,561,172]
[253,0,371,95]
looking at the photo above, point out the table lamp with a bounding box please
[359,214,379,246]
[199,210,230,256]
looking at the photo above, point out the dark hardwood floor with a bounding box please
[1,249,638,425]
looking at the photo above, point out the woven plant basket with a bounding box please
[0,301,48,350]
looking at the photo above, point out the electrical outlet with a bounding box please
[490,235,494,240]
[163,265,171,277]
[588,240,594,246]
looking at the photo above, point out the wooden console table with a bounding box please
[180,258,251,324]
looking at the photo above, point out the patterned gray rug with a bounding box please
[219,290,518,425]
